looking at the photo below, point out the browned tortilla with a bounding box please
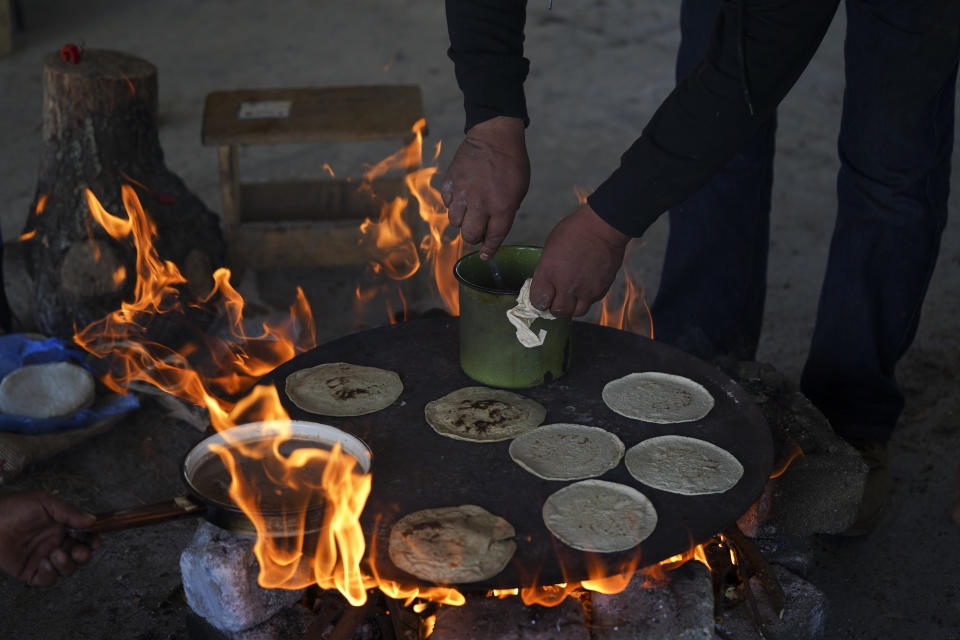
[284,362,402,416]
[388,504,516,583]
[424,386,546,442]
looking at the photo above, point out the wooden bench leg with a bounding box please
[217,145,240,227]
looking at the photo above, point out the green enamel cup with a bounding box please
[454,246,572,388]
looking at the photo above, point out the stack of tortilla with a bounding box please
[0,362,95,418]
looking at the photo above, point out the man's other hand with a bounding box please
[530,204,630,317]
[441,116,529,259]
[0,491,99,587]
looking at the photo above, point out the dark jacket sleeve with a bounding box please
[446,0,530,132]
[588,0,841,237]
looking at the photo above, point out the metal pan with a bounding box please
[69,421,372,537]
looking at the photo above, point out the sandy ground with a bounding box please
[0,1,958,638]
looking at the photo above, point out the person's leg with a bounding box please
[650,0,776,362]
[953,467,960,527]
[800,0,960,445]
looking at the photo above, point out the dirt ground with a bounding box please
[1,1,958,638]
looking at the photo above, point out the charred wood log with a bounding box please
[724,525,786,620]
[20,49,225,338]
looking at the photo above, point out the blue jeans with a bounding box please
[651,0,960,443]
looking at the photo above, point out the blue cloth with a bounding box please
[651,0,960,443]
[0,334,139,434]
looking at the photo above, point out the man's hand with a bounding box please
[530,203,630,317]
[0,491,99,587]
[441,116,529,259]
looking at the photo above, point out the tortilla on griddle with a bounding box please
[388,504,516,584]
[509,423,625,480]
[424,386,546,442]
[542,479,657,553]
[624,435,744,495]
[284,362,402,417]
[0,362,95,418]
[602,371,714,423]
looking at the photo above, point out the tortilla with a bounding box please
[542,480,657,553]
[284,362,402,417]
[602,371,714,423]
[509,423,625,480]
[624,435,744,495]
[0,362,96,419]
[424,386,546,443]
[388,504,516,584]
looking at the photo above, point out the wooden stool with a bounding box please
[201,85,425,269]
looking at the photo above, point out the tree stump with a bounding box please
[20,49,225,338]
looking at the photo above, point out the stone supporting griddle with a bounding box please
[733,362,868,537]
[716,565,828,640]
[591,562,714,640]
[431,593,588,640]
[180,523,304,634]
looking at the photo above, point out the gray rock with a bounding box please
[754,536,816,578]
[734,362,868,536]
[431,593,588,640]
[716,565,827,640]
[180,522,305,633]
[591,562,715,640]
[230,603,316,640]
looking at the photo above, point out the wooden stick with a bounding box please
[727,539,767,639]
[327,597,376,640]
[384,596,423,640]
[724,524,786,618]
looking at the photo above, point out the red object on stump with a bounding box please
[59,44,83,64]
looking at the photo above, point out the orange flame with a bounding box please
[35,194,48,216]
[120,71,136,96]
[354,118,462,321]
[422,613,437,637]
[507,540,714,607]
[112,266,127,287]
[73,185,471,608]
[596,244,653,338]
[211,405,372,602]
[572,186,654,337]
[769,441,805,479]
[409,164,461,315]
[120,170,150,192]
[359,197,421,280]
